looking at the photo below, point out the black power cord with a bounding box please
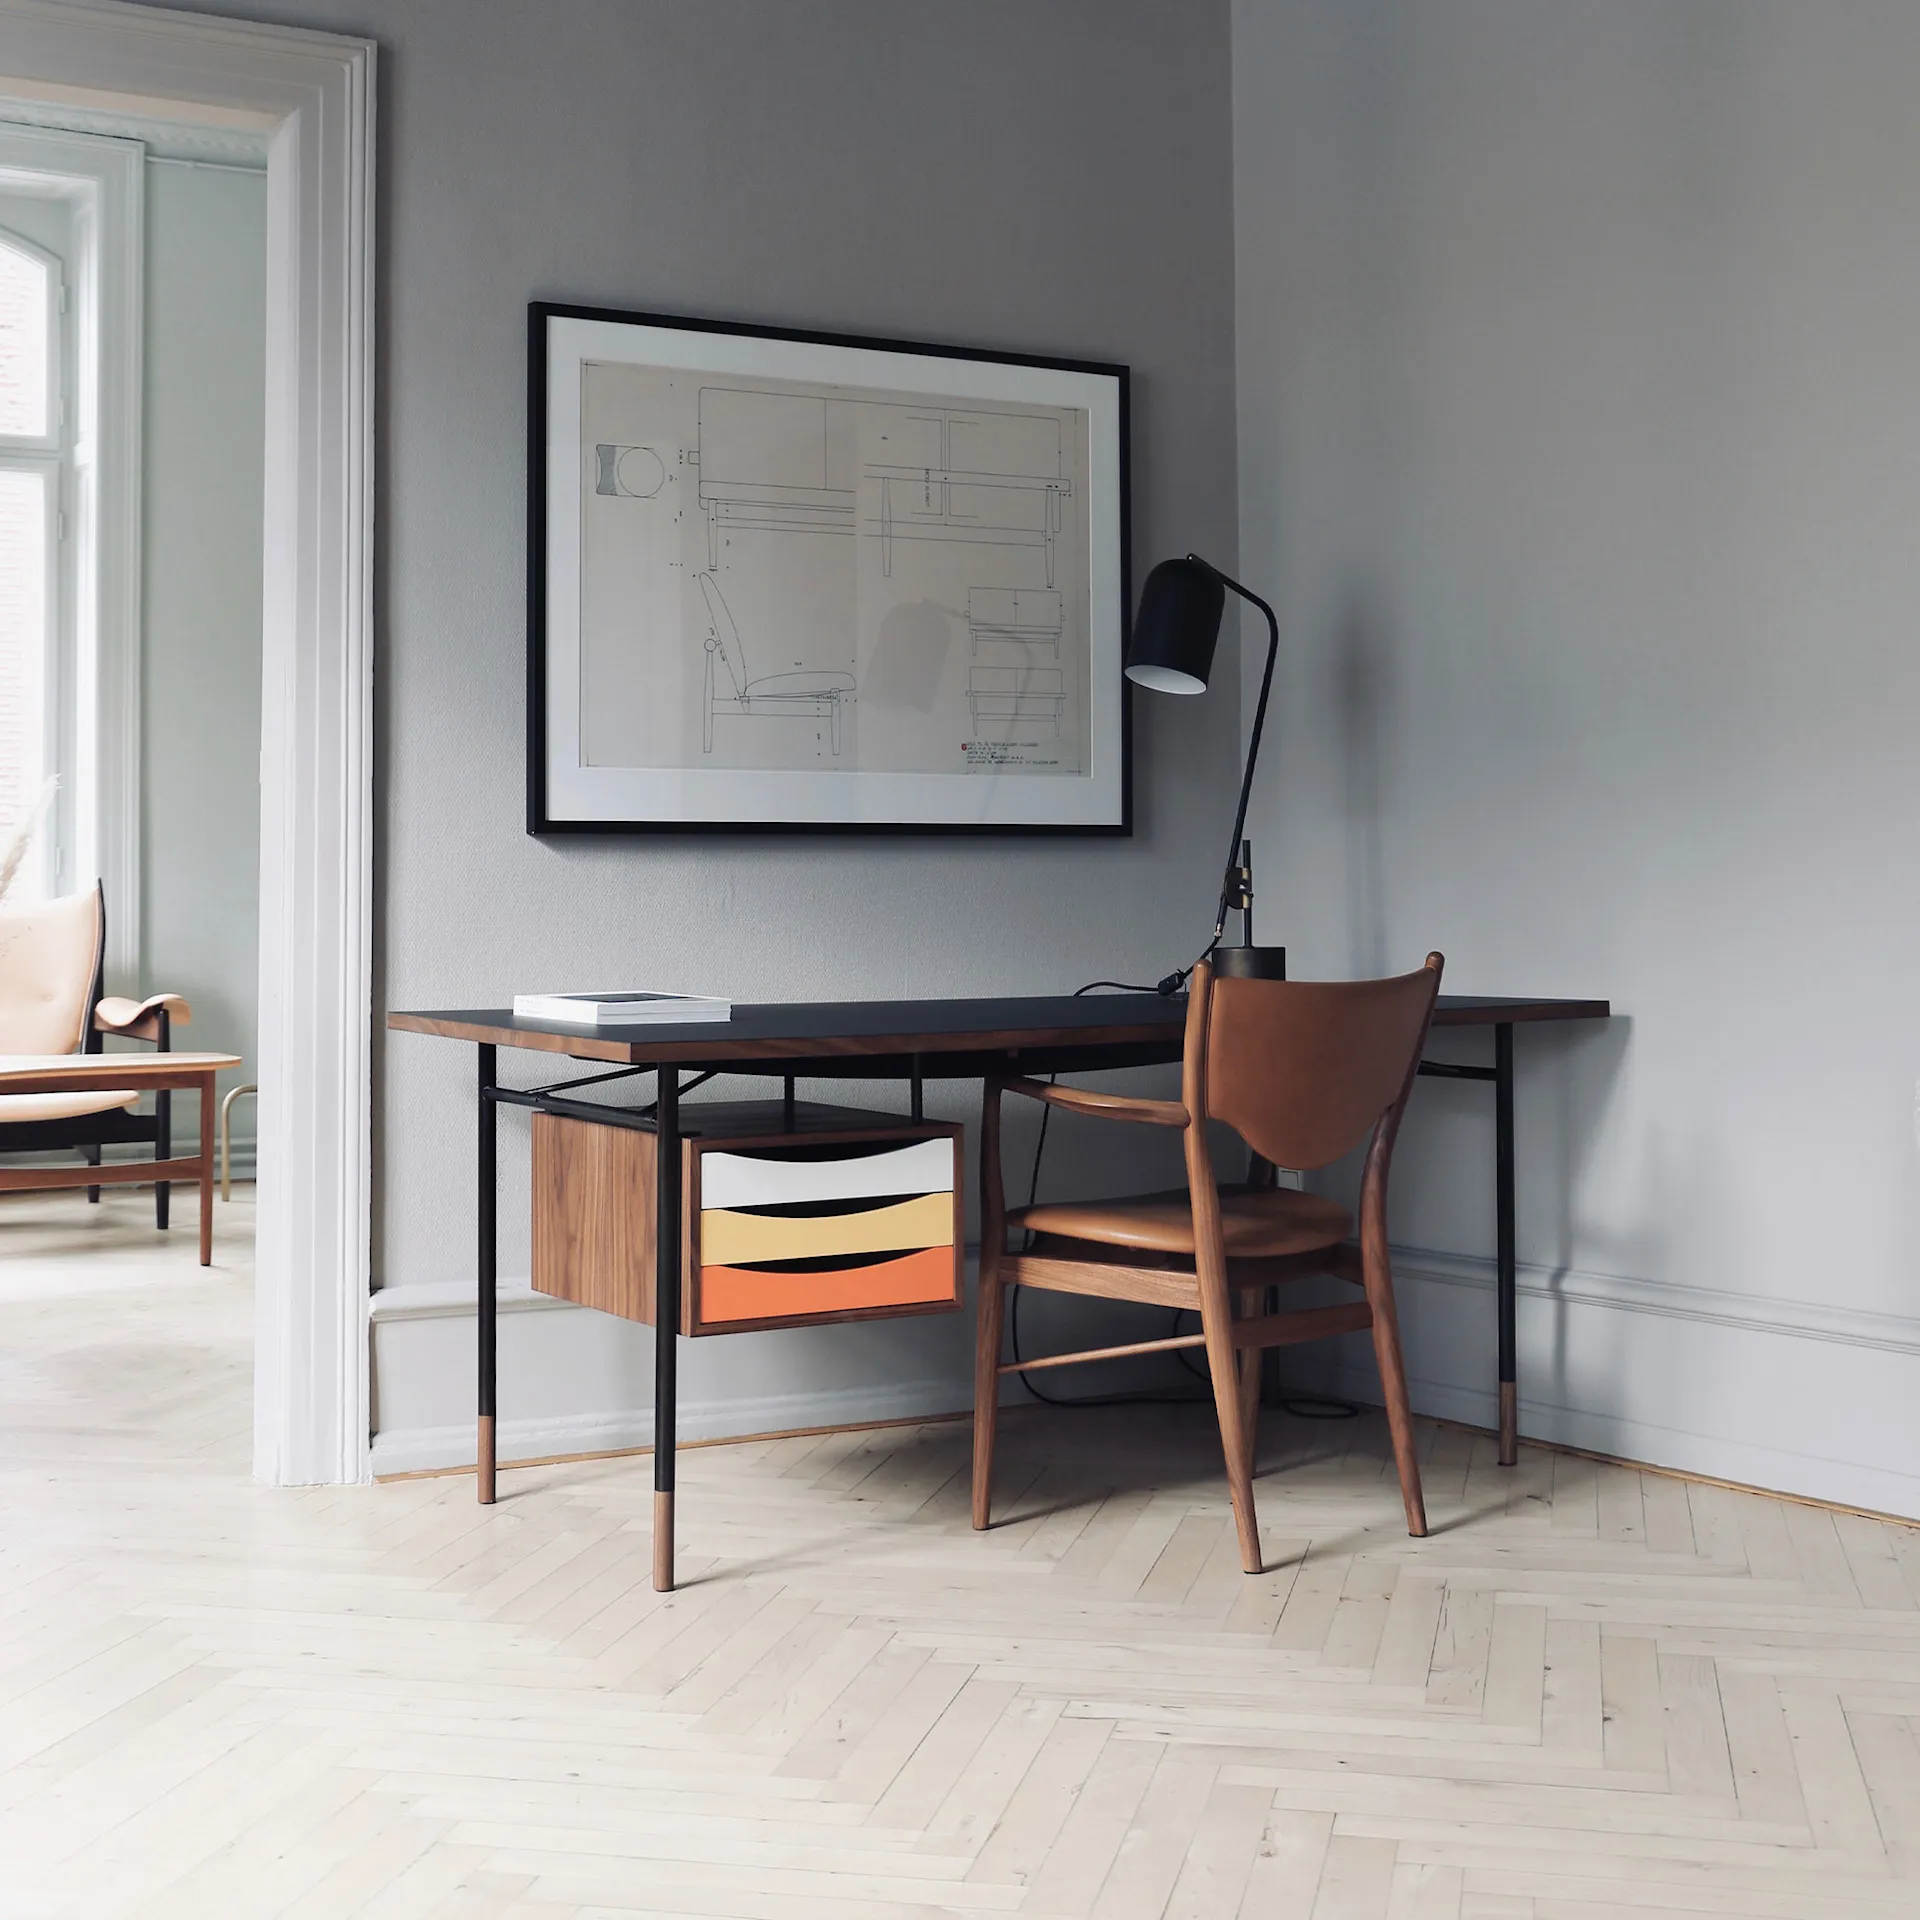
[1008,980,1206,1409]
[1003,972,1360,1422]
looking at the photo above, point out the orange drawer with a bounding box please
[698,1245,956,1327]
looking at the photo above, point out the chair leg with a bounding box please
[1197,1291,1262,1575]
[1233,1286,1262,1476]
[1238,1341,1262,1481]
[84,1143,101,1204]
[971,1262,1006,1531]
[1360,1245,1428,1537]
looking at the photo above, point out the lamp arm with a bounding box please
[1187,554,1280,947]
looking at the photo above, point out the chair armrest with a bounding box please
[992,1075,1188,1128]
[94,993,193,1046]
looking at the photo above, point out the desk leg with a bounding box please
[1494,1023,1518,1466]
[198,1074,214,1266]
[653,1069,680,1592]
[477,1043,497,1505]
[155,1086,171,1230]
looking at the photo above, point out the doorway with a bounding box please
[0,1,375,1485]
[0,104,267,1401]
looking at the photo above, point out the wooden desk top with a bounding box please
[387,992,1610,1069]
[0,1052,243,1093]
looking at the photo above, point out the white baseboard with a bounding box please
[1306,1246,1920,1521]
[368,1252,1920,1522]
[367,1276,990,1480]
[368,1379,973,1479]
[369,1279,566,1324]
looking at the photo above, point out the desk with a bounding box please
[0,1051,244,1266]
[390,991,1608,1587]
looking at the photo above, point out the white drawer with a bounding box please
[698,1135,955,1211]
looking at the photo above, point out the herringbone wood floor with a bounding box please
[3,1192,1918,1918]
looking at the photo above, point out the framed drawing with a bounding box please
[528,302,1130,833]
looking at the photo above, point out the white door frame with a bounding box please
[0,1,376,1484]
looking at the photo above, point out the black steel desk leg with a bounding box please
[477,1043,498,1504]
[653,1069,680,1591]
[1494,1023,1517,1466]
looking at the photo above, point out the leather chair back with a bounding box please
[1196,956,1442,1172]
[0,886,102,1055]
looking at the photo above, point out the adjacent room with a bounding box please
[0,109,264,1442]
[2,2,1915,1915]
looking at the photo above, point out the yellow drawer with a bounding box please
[699,1191,953,1267]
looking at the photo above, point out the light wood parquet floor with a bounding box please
[3,1189,1918,1918]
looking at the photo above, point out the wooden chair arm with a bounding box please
[94,993,192,1046]
[991,1075,1188,1128]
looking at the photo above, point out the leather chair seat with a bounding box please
[0,1089,140,1124]
[1013,1183,1352,1258]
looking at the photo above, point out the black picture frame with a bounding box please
[528,301,1131,835]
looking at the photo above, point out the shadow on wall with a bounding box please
[1334,588,1394,976]
[866,600,955,713]
[1533,1014,1635,1405]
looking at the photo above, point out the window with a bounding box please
[0,208,68,901]
[0,227,55,437]
[0,127,140,949]
[0,223,62,895]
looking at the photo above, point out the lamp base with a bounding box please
[1213,944,1287,981]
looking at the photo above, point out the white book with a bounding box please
[512,990,732,1027]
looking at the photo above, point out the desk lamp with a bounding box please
[1125,553,1286,981]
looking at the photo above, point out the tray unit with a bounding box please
[532,1100,962,1336]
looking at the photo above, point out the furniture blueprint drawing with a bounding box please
[595,443,669,498]
[698,572,854,757]
[575,355,1092,782]
[866,407,1071,587]
[966,587,1063,655]
[967,666,1066,738]
[695,388,855,568]
[691,389,1072,587]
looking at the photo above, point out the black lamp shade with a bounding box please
[1125,556,1225,695]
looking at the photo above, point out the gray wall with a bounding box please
[141,158,265,1151]
[134,0,1243,1428]
[1234,0,1920,1513]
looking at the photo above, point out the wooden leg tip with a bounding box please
[1497,1380,1519,1466]
[652,1489,674,1592]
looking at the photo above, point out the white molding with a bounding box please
[369,1382,975,1480]
[0,93,269,166]
[1394,1243,1920,1359]
[370,1280,572,1326]
[1304,1243,1920,1521]
[0,1,377,1486]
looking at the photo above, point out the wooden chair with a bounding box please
[973,953,1443,1572]
[0,884,193,1227]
